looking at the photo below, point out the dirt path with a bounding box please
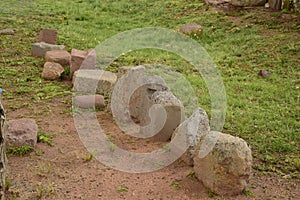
[5,99,300,199]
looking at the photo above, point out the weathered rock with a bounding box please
[31,42,65,57]
[0,28,14,35]
[205,0,266,6]
[70,49,86,79]
[45,50,71,66]
[172,108,210,166]
[178,23,203,36]
[231,0,266,6]
[194,131,252,196]
[82,48,97,69]
[113,66,184,142]
[38,29,58,44]
[258,70,272,78]
[146,90,184,141]
[73,95,105,108]
[70,49,96,79]
[73,69,117,95]
[7,118,38,147]
[42,62,64,80]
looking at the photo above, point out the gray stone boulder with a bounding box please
[7,118,38,147]
[172,108,210,166]
[194,131,252,196]
[112,66,184,142]
[31,42,65,57]
[42,62,64,80]
[45,50,71,67]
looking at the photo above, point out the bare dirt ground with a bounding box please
[4,96,300,200]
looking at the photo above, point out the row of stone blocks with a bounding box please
[73,65,252,196]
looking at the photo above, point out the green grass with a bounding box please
[6,146,34,156]
[0,0,299,177]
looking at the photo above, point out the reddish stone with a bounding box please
[42,62,64,80]
[73,95,105,108]
[38,29,58,44]
[70,49,87,79]
[45,50,71,66]
[81,48,96,69]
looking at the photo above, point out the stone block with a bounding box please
[31,42,65,57]
[73,69,117,95]
[38,29,58,44]
[7,118,38,147]
[45,50,71,66]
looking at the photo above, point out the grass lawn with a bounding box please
[0,0,299,178]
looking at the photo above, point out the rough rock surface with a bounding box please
[31,42,65,57]
[7,118,38,147]
[113,66,184,142]
[38,29,58,44]
[70,49,96,79]
[73,69,117,95]
[194,131,252,196]
[42,62,64,80]
[172,108,210,166]
[205,0,266,6]
[178,23,203,35]
[73,95,105,108]
[0,28,14,35]
[45,50,71,66]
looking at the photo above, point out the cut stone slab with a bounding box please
[178,23,203,35]
[194,131,252,196]
[38,29,58,44]
[0,28,14,35]
[42,62,64,80]
[73,95,105,108]
[7,118,38,147]
[45,50,71,67]
[73,69,117,95]
[172,107,210,166]
[32,42,65,57]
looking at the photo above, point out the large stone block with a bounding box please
[45,50,71,66]
[7,118,38,147]
[70,49,96,79]
[31,42,65,57]
[73,69,117,95]
[194,131,252,196]
[38,29,58,44]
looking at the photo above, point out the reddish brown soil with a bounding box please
[4,98,299,200]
